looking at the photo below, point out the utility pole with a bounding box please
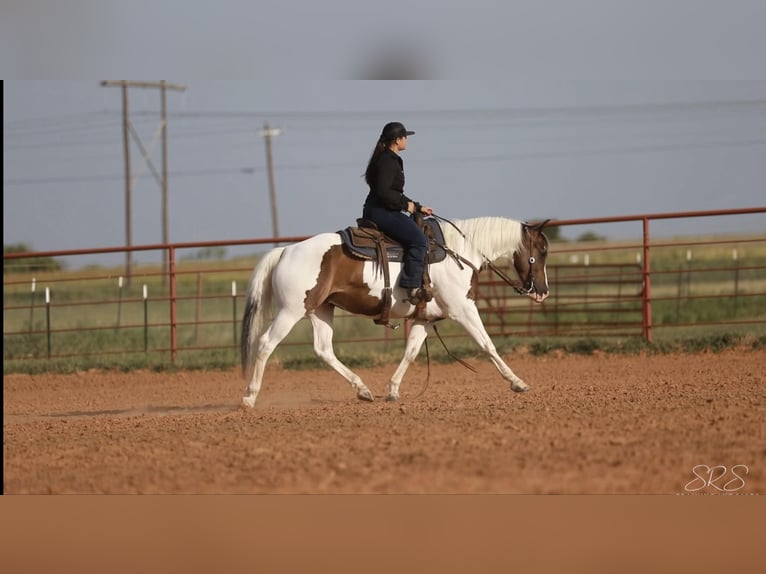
[258,123,283,245]
[101,80,186,287]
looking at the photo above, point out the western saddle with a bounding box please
[336,215,447,326]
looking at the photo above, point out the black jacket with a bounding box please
[364,148,414,211]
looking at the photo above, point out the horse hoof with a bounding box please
[242,396,256,408]
[511,382,530,393]
[357,389,374,402]
[385,394,399,402]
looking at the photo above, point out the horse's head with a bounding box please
[512,220,551,303]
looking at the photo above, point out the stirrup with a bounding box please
[404,287,423,305]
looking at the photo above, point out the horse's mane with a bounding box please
[441,216,524,260]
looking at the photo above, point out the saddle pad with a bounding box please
[337,217,447,264]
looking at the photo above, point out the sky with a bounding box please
[3,1,766,268]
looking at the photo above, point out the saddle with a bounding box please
[337,216,447,326]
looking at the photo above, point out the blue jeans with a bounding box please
[362,206,428,289]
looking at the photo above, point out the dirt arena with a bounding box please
[4,348,764,494]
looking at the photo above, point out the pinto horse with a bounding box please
[241,216,550,407]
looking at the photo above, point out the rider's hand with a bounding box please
[420,205,434,216]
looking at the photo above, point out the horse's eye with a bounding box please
[529,257,536,264]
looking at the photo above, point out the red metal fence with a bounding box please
[4,207,765,367]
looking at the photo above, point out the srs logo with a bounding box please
[683,464,749,493]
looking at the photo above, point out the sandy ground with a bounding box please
[3,348,765,494]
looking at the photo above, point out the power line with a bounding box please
[5,136,766,188]
[6,94,765,192]
[4,116,159,149]
[7,104,766,154]
[3,167,264,185]
[120,97,766,120]
[3,110,118,130]
[8,96,766,134]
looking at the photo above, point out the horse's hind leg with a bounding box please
[309,305,374,402]
[242,309,302,408]
[386,321,432,401]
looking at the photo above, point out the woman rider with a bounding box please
[362,121,434,304]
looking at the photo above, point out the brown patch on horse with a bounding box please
[304,245,383,317]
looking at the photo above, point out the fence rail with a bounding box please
[4,206,765,368]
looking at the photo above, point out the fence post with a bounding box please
[675,263,683,322]
[232,280,238,346]
[732,248,740,317]
[686,249,692,296]
[553,265,559,335]
[617,264,623,302]
[583,253,590,310]
[143,284,149,353]
[168,246,178,362]
[116,276,124,330]
[29,277,36,333]
[195,273,202,345]
[45,287,51,359]
[642,218,653,343]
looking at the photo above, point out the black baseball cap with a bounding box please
[380,121,415,141]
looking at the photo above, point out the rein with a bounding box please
[486,260,532,295]
[431,213,529,295]
[411,324,479,400]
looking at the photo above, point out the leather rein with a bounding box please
[431,213,533,296]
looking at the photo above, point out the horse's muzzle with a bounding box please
[529,291,548,303]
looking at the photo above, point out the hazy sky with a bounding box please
[3,1,766,267]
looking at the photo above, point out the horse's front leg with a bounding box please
[386,322,432,401]
[451,303,529,392]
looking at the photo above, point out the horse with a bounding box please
[240,216,550,408]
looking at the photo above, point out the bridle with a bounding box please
[431,213,540,296]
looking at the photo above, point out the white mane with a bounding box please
[440,216,524,262]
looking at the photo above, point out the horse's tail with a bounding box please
[241,247,286,380]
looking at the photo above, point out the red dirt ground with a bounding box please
[4,349,765,494]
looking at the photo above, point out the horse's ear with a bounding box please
[528,219,552,231]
